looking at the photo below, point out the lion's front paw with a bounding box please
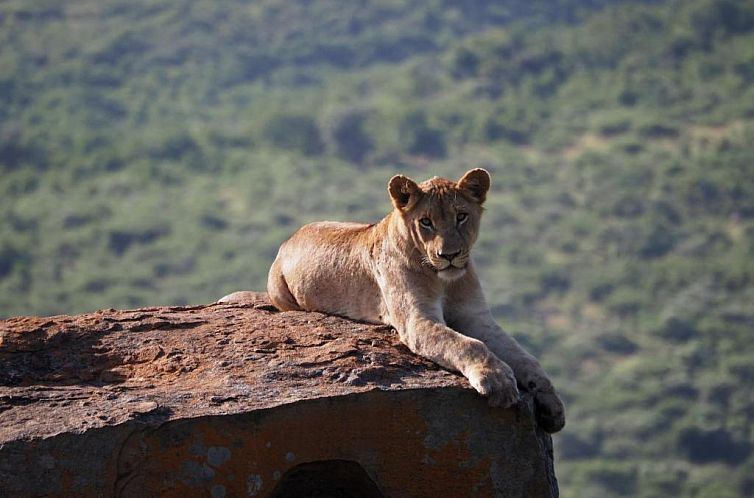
[466,359,520,408]
[534,390,566,433]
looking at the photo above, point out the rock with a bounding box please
[0,292,558,497]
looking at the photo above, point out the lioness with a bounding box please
[224,169,564,432]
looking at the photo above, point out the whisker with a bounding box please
[420,256,438,270]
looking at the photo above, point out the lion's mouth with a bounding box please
[435,264,467,281]
[430,258,468,272]
[423,253,469,273]
[438,263,466,271]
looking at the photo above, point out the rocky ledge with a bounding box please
[0,292,557,497]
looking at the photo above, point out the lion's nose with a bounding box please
[437,250,460,261]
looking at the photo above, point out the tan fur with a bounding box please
[224,169,565,432]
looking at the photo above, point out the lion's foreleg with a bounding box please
[454,312,566,432]
[471,320,554,393]
[395,313,520,407]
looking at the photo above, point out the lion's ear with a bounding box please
[458,168,490,204]
[388,175,422,211]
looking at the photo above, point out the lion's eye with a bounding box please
[419,218,433,228]
[456,212,468,224]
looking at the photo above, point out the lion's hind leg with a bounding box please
[267,257,302,311]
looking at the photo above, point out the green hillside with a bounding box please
[2,0,754,496]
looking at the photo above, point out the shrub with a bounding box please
[676,426,751,464]
[322,107,374,164]
[263,113,324,156]
[654,316,697,342]
[639,223,678,258]
[398,110,446,158]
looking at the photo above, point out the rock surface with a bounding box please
[0,292,558,497]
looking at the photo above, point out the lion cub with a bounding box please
[227,169,564,432]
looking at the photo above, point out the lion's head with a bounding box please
[388,168,490,281]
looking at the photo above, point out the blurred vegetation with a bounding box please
[2,0,754,496]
